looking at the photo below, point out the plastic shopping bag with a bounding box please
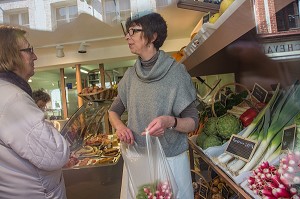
[120,133,178,199]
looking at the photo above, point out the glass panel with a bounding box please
[68,5,78,19]
[21,12,29,26]
[9,14,19,25]
[56,7,67,20]
[29,69,62,120]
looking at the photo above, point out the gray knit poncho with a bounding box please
[118,51,196,157]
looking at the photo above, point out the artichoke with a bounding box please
[196,133,208,148]
[203,117,218,136]
[203,135,222,150]
[216,113,241,140]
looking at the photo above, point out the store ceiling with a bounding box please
[22,2,205,90]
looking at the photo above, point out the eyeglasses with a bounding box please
[125,29,143,36]
[20,47,34,54]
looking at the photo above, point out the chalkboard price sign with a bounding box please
[222,185,229,199]
[225,135,258,162]
[202,12,210,24]
[198,183,208,199]
[252,83,268,103]
[282,124,296,151]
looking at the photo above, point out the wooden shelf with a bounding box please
[181,0,295,78]
[188,139,252,199]
[177,0,220,14]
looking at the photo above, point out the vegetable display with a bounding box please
[247,161,299,198]
[217,82,300,176]
[196,114,241,149]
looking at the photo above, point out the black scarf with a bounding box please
[0,71,32,97]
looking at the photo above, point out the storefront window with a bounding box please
[7,11,29,28]
[56,5,78,27]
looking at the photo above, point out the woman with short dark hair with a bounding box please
[109,12,198,199]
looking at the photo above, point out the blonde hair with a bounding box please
[0,25,26,73]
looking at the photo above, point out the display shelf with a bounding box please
[181,0,294,78]
[188,139,251,199]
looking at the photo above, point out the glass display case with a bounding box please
[60,100,122,199]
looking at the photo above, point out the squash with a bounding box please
[172,46,186,62]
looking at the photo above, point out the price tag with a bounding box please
[220,93,227,108]
[198,183,208,199]
[229,193,239,199]
[252,83,268,103]
[225,134,258,162]
[205,106,213,118]
[281,124,296,151]
[222,185,229,199]
[202,12,210,24]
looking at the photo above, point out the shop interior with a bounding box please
[1,0,300,198]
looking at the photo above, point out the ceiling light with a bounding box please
[80,69,89,74]
[56,45,65,58]
[78,42,88,53]
[28,79,32,83]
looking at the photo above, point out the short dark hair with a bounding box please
[125,12,167,50]
[32,89,51,104]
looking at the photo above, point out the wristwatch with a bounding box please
[168,117,177,130]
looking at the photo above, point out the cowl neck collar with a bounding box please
[0,71,32,97]
[135,50,174,83]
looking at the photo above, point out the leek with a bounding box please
[266,144,282,164]
[239,83,300,174]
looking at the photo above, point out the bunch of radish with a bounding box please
[247,161,299,198]
[137,181,173,199]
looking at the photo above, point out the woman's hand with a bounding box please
[116,126,134,145]
[141,116,174,137]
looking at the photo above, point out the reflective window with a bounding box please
[56,5,78,27]
[8,12,29,27]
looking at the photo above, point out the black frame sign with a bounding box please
[198,183,208,199]
[281,124,296,151]
[225,134,258,162]
[202,12,210,24]
[222,185,229,199]
[220,93,227,108]
[252,83,268,103]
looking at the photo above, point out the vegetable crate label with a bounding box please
[225,134,258,162]
[221,185,229,199]
[251,83,268,103]
[198,183,208,199]
[281,124,296,151]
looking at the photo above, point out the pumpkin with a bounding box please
[172,46,186,62]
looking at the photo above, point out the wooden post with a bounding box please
[99,63,111,134]
[76,64,84,108]
[59,68,68,119]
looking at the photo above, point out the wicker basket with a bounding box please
[78,88,117,101]
[211,82,252,117]
[78,70,117,102]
